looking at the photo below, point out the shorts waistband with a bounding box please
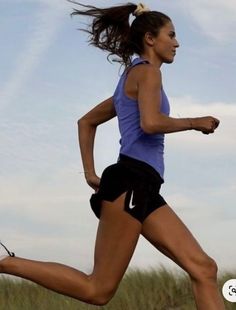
[118,154,164,184]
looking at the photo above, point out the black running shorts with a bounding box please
[90,154,167,223]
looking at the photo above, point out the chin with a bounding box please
[164,58,174,64]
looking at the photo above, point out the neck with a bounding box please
[139,53,163,68]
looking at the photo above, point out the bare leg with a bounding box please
[141,205,225,310]
[0,193,141,305]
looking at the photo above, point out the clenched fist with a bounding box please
[192,116,220,134]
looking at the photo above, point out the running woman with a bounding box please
[0,2,225,309]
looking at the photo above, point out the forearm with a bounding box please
[78,119,97,176]
[141,113,193,134]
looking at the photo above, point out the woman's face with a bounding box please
[152,21,179,64]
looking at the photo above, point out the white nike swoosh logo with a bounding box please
[129,191,135,209]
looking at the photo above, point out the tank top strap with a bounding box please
[131,57,150,67]
[124,57,150,76]
[119,57,150,89]
[114,57,151,100]
[124,57,165,92]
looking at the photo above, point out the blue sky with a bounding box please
[0,0,236,274]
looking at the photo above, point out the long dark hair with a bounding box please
[69,1,171,67]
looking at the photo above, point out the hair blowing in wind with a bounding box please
[69,1,171,67]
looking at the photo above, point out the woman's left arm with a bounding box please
[78,96,116,191]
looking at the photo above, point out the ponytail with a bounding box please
[69,1,171,68]
[70,1,136,67]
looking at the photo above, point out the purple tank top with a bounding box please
[113,57,170,180]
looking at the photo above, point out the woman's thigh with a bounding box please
[91,193,142,291]
[141,205,211,276]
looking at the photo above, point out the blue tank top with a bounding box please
[113,57,170,180]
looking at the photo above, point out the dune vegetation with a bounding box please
[0,268,235,310]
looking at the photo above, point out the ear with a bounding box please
[143,32,155,47]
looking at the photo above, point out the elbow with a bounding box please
[77,118,83,128]
[77,117,88,127]
[141,124,156,134]
[77,117,97,130]
[77,118,88,131]
[140,120,163,134]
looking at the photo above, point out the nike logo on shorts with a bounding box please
[129,191,135,209]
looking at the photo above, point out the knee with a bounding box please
[189,254,218,282]
[85,280,117,306]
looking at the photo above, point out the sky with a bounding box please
[0,0,236,276]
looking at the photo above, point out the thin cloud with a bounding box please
[168,97,236,152]
[6,0,68,9]
[179,0,236,42]
[0,4,64,111]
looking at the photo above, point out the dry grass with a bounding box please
[0,268,235,310]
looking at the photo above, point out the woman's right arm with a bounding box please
[137,65,219,134]
[78,96,116,191]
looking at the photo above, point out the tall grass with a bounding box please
[0,268,235,310]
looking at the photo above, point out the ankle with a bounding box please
[0,256,12,273]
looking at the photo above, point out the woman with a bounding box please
[0,2,225,309]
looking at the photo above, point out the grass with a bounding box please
[0,268,236,310]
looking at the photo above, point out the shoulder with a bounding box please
[129,63,162,84]
[136,64,162,91]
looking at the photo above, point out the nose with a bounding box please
[174,38,180,48]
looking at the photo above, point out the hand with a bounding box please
[85,173,100,192]
[192,116,220,134]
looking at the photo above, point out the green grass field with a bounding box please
[0,268,235,310]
